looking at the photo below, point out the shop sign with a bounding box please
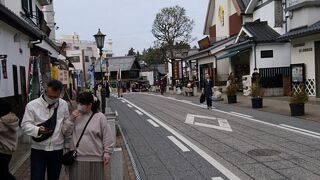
[1,56,8,79]
[291,63,305,83]
[299,48,312,53]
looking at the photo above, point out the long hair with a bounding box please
[76,92,100,113]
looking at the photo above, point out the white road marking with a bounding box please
[147,119,160,127]
[185,114,232,132]
[122,98,241,180]
[127,104,133,108]
[280,124,320,137]
[167,136,190,152]
[212,177,224,180]
[121,100,125,103]
[135,110,143,115]
[145,93,320,140]
[229,111,253,118]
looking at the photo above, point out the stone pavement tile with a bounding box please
[172,170,205,180]
[263,160,297,170]
[277,167,320,180]
[161,158,194,172]
[219,151,257,165]
[298,161,320,175]
[206,142,236,153]
[139,155,163,168]
[143,166,170,176]
[238,163,286,180]
[221,137,253,148]
[235,144,259,154]
[250,155,283,163]
[275,141,316,152]
[146,173,173,180]
[302,150,320,159]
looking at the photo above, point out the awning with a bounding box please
[216,43,253,60]
[216,51,240,60]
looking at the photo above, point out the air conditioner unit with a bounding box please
[38,0,52,6]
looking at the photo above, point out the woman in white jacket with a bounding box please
[62,92,114,180]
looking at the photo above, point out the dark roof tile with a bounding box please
[244,21,281,42]
[279,21,320,40]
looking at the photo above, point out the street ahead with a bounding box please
[109,92,320,180]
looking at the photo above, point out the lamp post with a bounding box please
[94,28,106,84]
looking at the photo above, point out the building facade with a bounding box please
[0,0,62,118]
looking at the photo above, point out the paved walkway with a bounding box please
[162,91,320,122]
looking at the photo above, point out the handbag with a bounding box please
[62,112,95,166]
[200,93,205,103]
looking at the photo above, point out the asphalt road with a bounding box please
[109,92,320,180]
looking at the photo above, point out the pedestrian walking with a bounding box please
[202,74,213,109]
[62,92,114,180]
[21,80,70,180]
[0,100,19,180]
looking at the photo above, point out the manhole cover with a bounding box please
[247,149,281,157]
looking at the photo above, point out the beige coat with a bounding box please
[0,113,19,154]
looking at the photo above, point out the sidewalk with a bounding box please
[162,91,320,122]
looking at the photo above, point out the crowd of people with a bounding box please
[0,80,114,180]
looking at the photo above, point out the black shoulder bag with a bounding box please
[62,112,95,166]
[32,103,59,142]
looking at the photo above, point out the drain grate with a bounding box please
[247,149,281,157]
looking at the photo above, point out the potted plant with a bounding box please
[250,77,264,108]
[289,83,308,116]
[226,73,238,104]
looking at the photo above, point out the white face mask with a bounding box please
[44,94,59,105]
[77,104,87,114]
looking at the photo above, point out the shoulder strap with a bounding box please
[75,112,95,148]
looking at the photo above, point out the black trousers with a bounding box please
[0,152,16,180]
[31,148,63,180]
[206,95,212,107]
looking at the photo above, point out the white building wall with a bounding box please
[252,1,285,35]
[140,71,154,85]
[289,7,320,30]
[0,21,31,97]
[216,59,230,81]
[43,4,56,40]
[256,43,291,70]
[3,0,21,15]
[213,0,237,38]
[291,35,320,79]
[198,56,215,67]
[67,50,82,70]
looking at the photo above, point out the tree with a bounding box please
[152,5,194,62]
[127,47,136,56]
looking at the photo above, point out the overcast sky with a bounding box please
[54,0,208,56]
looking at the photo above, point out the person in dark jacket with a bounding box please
[202,74,213,109]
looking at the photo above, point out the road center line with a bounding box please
[135,110,143,115]
[123,98,241,180]
[167,136,190,152]
[147,119,160,127]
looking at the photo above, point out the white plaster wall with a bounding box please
[35,40,59,58]
[43,4,56,40]
[0,21,31,97]
[197,56,215,67]
[289,7,320,30]
[140,71,154,85]
[253,1,284,34]
[216,59,230,81]
[255,43,291,70]
[214,0,230,38]
[3,0,21,15]
[67,50,82,70]
[291,35,320,79]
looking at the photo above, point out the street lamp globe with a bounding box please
[94,28,106,52]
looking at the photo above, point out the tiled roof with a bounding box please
[108,56,140,72]
[244,21,281,42]
[279,21,320,40]
[236,0,250,13]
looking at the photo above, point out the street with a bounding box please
[109,92,320,180]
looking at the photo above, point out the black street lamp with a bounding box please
[94,28,106,83]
